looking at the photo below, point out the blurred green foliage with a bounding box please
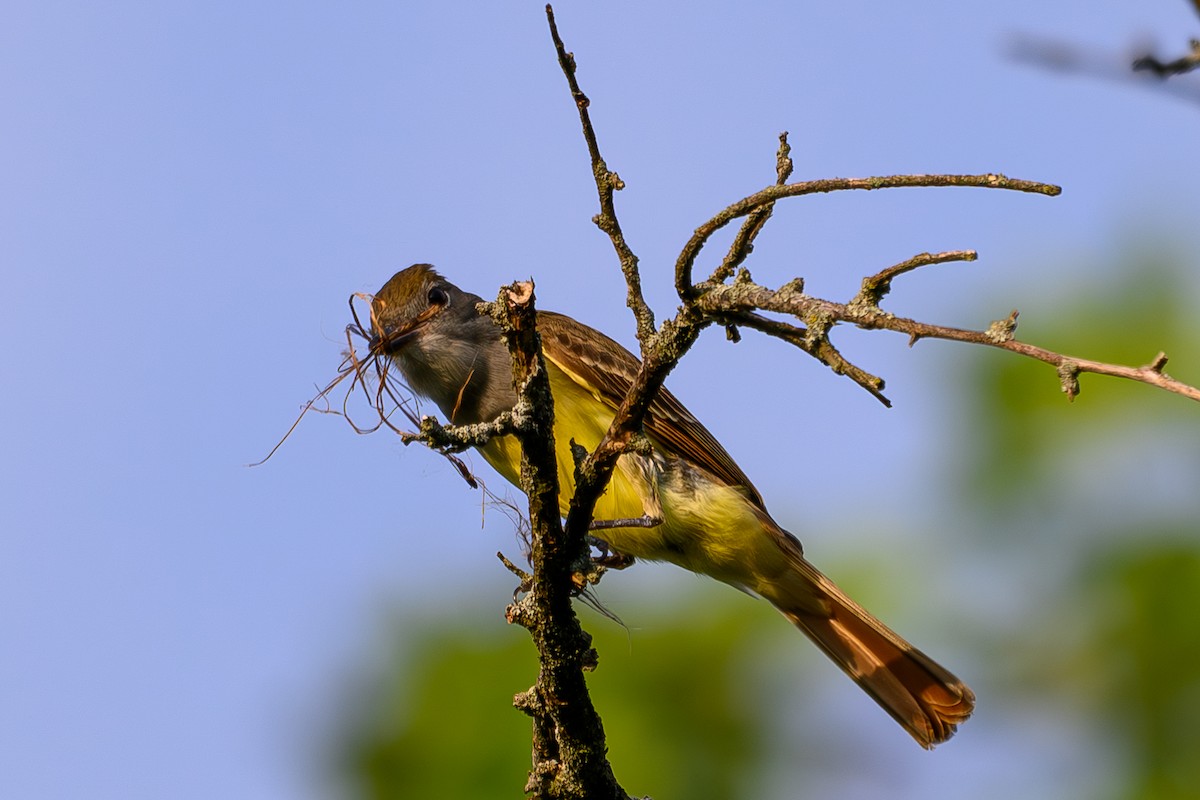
[960,249,1200,800]
[337,248,1200,799]
[338,600,774,799]
[962,252,1200,523]
[341,628,532,799]
[1088,544,1200,800]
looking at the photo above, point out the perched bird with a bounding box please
[368,263,974,747]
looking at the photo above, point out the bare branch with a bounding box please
[696,279,1200,403]
[676,173,1061,295]
[1008,33,1200,106]
[854,250,978,309]
[713,307,893,407]
[546,4,655,348]
[705,131,795,290]
[490,278,631,800]
[1133,38,1200,78]
[403,411,516,455]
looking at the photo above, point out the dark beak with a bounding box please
[369,304,439,356]
[370,323,417,356]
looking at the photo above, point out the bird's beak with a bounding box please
[369,303,440,356]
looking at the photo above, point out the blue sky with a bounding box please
[3,2,1199,798]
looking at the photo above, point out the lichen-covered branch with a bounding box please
[695,277,1200,403]
[676,173,1060,297]
[489,280,632,800]
[402,411,516,455]
[712,303,892,406]
[855,250,979,309]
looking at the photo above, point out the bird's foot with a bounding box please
[586,536,637,570]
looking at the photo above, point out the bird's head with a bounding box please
[369,263,464,356]
[365,264,509,423]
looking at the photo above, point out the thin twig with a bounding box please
[701,132,795,293]
[677,174,1061,295]
[546,4,655,349]
[1133,38,1200,77]
[713,308,893,407]
[1008,33,1200,106]
[697,280,1200,403]
[854,250,978,308]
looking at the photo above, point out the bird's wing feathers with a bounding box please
[536,310,767,511]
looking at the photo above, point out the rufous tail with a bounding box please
[767,554,974,748]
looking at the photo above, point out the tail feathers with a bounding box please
[773,557,975,748]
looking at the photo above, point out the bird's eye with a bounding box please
[427,286,449,307]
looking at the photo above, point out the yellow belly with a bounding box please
[476,360,789,594]
[476,359,651,527]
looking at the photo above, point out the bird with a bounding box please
[366,263,974,747]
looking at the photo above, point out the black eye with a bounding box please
[427,286,449,306]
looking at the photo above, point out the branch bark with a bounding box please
[547,5,654,347]
[1133,38,1200,78]
[487,280,633,800]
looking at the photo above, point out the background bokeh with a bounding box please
[3,2,1199,798]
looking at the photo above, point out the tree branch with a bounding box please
[705,131,795,290]
[1133,38,1200,78]
[546,4,655,349]
[489,280,632,800]
[676,173,1060,298]
[695,279,1200,403]
[1007,33,1200,106]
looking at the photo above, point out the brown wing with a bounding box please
[536,310,767,511]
